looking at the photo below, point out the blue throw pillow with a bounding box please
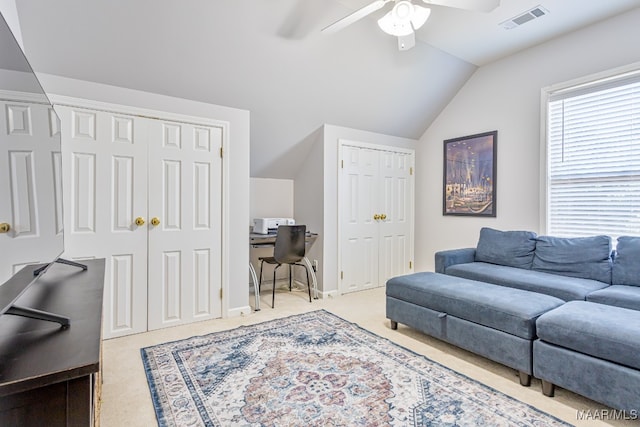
[532,235,612,284]
[475,227,537,269]
[612,236,640,287]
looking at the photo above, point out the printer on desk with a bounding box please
[252,218,295,234]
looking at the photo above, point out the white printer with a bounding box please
[252,218,295,234]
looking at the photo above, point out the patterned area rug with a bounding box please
[141,310,571,426]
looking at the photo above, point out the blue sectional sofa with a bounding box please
[587,235,640,311]
[436,228,614,302]
[435,227,640,309]
[387,227,640,412]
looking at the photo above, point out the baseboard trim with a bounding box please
[318,289,339,299]
[227,305,252,318]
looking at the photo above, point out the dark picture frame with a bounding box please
[443,130,497,217]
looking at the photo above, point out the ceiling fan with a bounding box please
[322,0,500,51]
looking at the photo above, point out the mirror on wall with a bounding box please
[0,12,64,285]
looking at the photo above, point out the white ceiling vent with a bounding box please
[500,5,549,30]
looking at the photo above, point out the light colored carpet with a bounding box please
[101,286,637,427]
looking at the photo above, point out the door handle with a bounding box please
[135,217,145,226]
[0,222,10,233]
[150,217,161,227]
[373,214,381,220]
[380,214,387,220]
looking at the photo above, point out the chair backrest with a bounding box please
[273,225,306,264]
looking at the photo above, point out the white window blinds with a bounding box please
[546,72,640,238]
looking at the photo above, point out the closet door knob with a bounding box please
[380,214,387,220]
[135,217,145,226]
[373,214,381,220]
[0,222,10,233]
[151,217,161,227]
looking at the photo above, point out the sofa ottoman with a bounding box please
[386,272,564,385]
[533,301,640,411]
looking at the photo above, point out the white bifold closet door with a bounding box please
[57,105,222,339]
[0,99,63,282]
[339,143,414,294]
[146,121,222,331]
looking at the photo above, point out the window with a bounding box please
[544,69,640,239]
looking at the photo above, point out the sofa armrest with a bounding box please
[435,248,476,273]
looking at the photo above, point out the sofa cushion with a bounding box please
[612,236,640,287]
[446,262,609,301]
[531,235,612,284]
[475,227,537,269]
[536,301,640,371]
[386,272,564,340]
[587,285,640,311]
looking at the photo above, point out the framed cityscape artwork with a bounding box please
[443,130,497,217]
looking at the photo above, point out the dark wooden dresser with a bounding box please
[0,259,105,426]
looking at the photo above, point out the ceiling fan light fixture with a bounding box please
[378,1,431,36]
[398,32,416,50]
[410,4,431,29]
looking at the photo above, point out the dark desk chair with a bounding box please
[258,225,312,308]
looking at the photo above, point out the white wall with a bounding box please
[37,74,251,316]
[0,0,23,50]
[249,177,296,285]
[0,69,43,94]
[294,128,325,289]
[416,8,640,272]
[249,178,294,221]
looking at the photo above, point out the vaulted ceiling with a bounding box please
[13,0,640,177]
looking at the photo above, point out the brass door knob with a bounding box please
[135,217,145,226]
[373,214,381,220]
[0,223,10,233]
[380,214,387,220]
[150,217,160,227]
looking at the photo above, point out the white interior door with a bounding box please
[339,143,414,294]
[0,99,63,282]
[378,150,412,284]
[146,119,222,330]
[59,106,149,339]
[340,145,379,293]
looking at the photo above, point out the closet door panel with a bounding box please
[112,254,135,330]
[339,146,378,293]
[162,251,182,322]
[162,159,182,230]
[0,101,63,281]
[59,106,149,339]
[147,120,222,330]
[378,233,394,286]
[194,248,212,316]
[378,151,412,283]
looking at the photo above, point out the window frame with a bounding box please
[540,61,640,236]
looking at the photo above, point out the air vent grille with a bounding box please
[500,5,549,30]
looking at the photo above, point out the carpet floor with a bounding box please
[141,309,571,426]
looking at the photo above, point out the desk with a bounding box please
[250,232,319,310]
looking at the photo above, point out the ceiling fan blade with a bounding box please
[422,0,500,13]
[277,0,327,39]
[322,0,390,34]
